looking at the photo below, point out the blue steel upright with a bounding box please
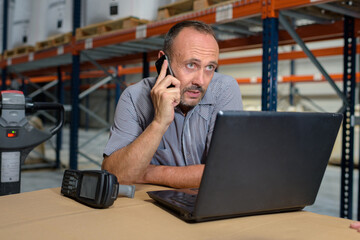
[341,16,356,220]
[69,0,81,170]
[56,67,64,169]
[1,0,9,90]
[261,17,279,111]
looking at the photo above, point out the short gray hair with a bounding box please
[163,20,217,57]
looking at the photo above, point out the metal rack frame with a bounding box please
[341,16,357,219]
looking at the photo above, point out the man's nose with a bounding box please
[192,70,205,86]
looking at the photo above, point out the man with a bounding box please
[350,222,360,232]
[102,20,243,188]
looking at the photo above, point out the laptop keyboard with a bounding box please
[170,193,197,207]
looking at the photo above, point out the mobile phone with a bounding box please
[155,55,175,88]
[61,169,119,208]
[155,55,174,76]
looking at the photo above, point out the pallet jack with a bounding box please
[0,90,64,196]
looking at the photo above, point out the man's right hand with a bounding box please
[150,59,181,128]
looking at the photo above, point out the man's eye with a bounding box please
[206,65,215,71]
[186,63,195,69]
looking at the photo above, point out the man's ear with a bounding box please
[158,50,165,59]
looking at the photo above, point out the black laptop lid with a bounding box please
[194,111,342,219]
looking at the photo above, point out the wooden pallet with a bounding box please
[76,16,149,40]
[193,0,231,11]
[157,0,195,20]
[157,0,235,20]
[35,32,72,51]
[4,45,35,59]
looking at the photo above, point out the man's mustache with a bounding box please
[182,85,204,94]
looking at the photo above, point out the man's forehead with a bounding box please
[175,27,216,41]
[172,28,219,54]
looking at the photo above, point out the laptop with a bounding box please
[147,111,343,222]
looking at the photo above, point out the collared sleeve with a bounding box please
[103,89,143,157]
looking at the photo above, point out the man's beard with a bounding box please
[179,85,205,109]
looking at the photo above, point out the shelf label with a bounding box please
[216,4,233,22]
[1,152,20,182]
[85,38,93,49]
[57,46,64,55]
[7,58,12,66]
[28,53,34,62]
[136,25,147,39]
[314,73,322,81]
[250,77,257,83]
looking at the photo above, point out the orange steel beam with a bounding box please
[1,43,73,68]
[219,19,357,52]
[22,66,158,84]
[236,72,360,84]
[261,0,278,19]
[27,75,59,83]
[17,51,159,77]
[274,0,337,10]
[118,66,156,75]
[5,71,359,88]
[219,44,360,65]
[50,72,360,91]
[9,43,360,81]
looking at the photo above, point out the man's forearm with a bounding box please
[102,121,167,184]
[141,164,205,188]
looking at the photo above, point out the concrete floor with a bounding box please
[304,165,359,219]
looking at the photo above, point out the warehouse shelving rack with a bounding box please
[1,0,359,219]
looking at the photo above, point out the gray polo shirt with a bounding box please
[103,72,243,166]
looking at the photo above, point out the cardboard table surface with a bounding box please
[0,184,358,240]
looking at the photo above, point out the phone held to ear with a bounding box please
[155,55,175,88]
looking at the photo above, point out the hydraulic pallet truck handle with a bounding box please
[0,90,65,196]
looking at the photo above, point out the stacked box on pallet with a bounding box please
[5,0,45,57]
[77,0,176,40]
[0,0,3,54]
[35,0,73,51]
[76,16,149,40]
[157,0,233,20]
[3,0,15,54]
[157,0,194,20]
[45,0,73,38]
[82,0,175,26]
[8,0,34,50]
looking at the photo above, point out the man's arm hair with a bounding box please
[102,122,205,188]
[141,164,205,188]
[102,120,167,184]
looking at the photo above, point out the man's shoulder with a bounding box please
[209,72,238,91]
[121,77,156,102]
[124,77,156,95]
[212,72,236,84]
[120,77,156,120]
